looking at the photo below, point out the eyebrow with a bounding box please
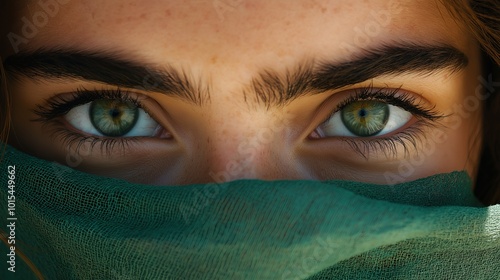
[3,44,467,107]
[248,44,468,107]
[3,50,209,105]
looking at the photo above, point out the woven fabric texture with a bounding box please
[0,145,499,279]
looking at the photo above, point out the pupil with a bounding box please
[358,109,367,118]
[110,108,121,119]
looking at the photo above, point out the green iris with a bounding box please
[89,99,139,137]
[341,100,389,136]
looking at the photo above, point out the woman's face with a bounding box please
[1,0,483,185]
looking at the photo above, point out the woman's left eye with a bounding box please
[314,100,412,137]
[65,99,159,137]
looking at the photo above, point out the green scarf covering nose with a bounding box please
[0,145,499,279]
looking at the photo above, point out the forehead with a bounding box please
[3,0,469,66]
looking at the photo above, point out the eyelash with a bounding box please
[33,88,146,155]
[318,86,444,158]
[33,86,444,157]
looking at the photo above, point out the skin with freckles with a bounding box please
[0,0,483,186]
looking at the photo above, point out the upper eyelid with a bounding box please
[341,87,441,117]
[33,87,149,121]
[333,86,401,113]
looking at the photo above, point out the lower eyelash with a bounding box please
[49,121,140,156]
[341,118,443,159]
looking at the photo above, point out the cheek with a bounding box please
[417,112,482,182]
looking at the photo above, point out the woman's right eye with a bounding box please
[65,99,160,137]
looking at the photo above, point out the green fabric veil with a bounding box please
[1,145,499,279]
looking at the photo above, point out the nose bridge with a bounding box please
[207,127,266,182]
[205,114,290,183]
